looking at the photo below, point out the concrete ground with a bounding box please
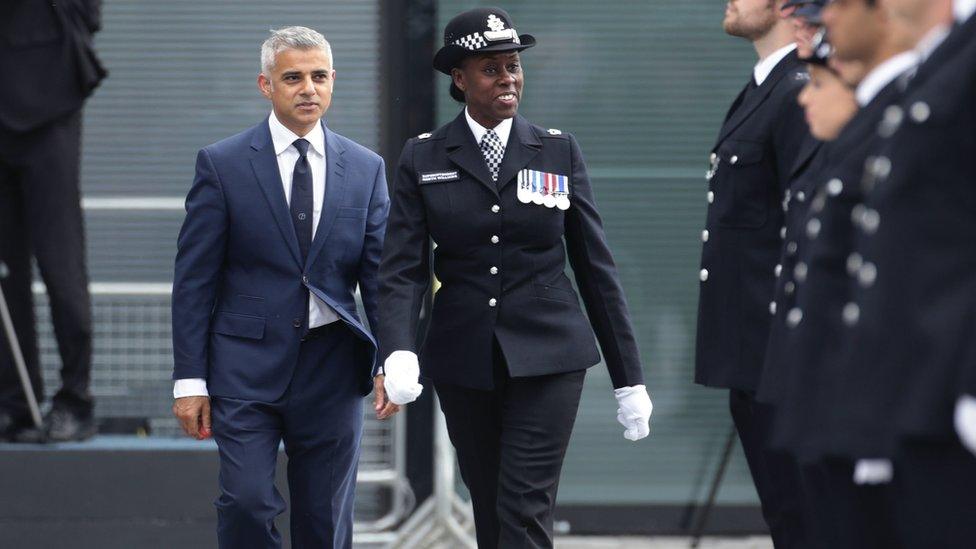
[555,537,773,549]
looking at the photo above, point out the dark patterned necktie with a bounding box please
[480,129,504,181]
[290,138,313,263]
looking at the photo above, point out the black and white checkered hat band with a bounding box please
[453,33,488,51]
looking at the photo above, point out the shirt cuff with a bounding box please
[174,378,209,398]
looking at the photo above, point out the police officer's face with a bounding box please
[258,47,335,136]
[452,52,523,128]
[791,19,820,59]
[797,64,858,140]
[822,0,887,64]
[723,0,778,40]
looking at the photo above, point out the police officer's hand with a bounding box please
[383,351,424,405]
[173,396,211,440]
[373,375,401,420]
[955,395,976,457]
[614,385,652,441]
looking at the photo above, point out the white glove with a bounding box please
[382,350,424,405]
[614,385,653,441]
[954,394,976,457]
[853,459,893,485]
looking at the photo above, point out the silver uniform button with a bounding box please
[812,193,827,213]
[769,301,777,315]
[797,191,806,203]
[780,226,787,239]
[730,155,739,165]
[491,204,501,213]
[710,152,717,163]
[827,178,843,196]
[794,262,808,282]
[879,105,904,138]
[707,191,715,204]
[784,281,796,295]
[702,229,710,242]
[775,264,782,277]
[786,308,803,328]
[847,253,864,275]
[858,262,877,287]
[700,268,709,282]
[490,266,499,275]
[861,209,881,234]
[843,302,860,325]
[910,101,931,123]
[489,298,498,307]
[490,235,500,244]
[787,241,798,256]
[807,218,821,239]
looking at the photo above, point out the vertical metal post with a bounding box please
[0,262,43,427]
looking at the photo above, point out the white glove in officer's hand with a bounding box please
[614,385,653,441]
[853,459,893,485]
[383,351,424,405]
[954,395,976,457]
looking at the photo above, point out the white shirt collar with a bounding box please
[268,110,325,157]
[464,108,513,149]
[956,0,976,22]
[855,51,919,106]
[754,43,797,86]
[916,24,951,62]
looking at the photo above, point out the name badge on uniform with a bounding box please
[517,169,571,210]
[419,170,460,184]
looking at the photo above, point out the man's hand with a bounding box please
[173,396,212,440]
[373,375,401,420]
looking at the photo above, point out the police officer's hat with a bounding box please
[433,7,536,75]
[800,28,833,67]
[783,0,827,25]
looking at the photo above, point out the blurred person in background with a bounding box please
[377,7,652,548]
[0,0,106,442]
[171,26,391,548]
[694,0,810,545]
[832,0,976,544]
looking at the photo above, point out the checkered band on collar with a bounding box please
[453,32,488,51]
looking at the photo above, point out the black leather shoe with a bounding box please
[45,408,96,442]
[12,424,47,444]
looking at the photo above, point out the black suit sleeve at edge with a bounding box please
[377,140,432,363]
[358,158,390,369]
[564,135,645,389]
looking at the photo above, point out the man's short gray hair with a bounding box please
[260,26,333,75]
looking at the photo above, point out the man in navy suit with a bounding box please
[170,27,394,549]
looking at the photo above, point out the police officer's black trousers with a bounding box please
[729,389,805,548]
[0,111,94,421]
[435,340,586,549]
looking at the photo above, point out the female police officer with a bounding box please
[376,7,652,548]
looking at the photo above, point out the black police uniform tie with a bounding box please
[480,129,504,181]
[290,138,313,262]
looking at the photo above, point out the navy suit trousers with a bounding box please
[211,323,364,549]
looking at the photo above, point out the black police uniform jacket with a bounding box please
[695,51,809,391]
[378,112,645,391]
[836,19,976,453]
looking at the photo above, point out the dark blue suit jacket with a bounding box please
[172,118,389,402]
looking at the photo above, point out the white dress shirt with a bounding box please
[855,51,919,107]
[174,112,339,398]
[916,25,951,63]
[957,0,976,22]
[465,107,513,149]
[754,43,797,86]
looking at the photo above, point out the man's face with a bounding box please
[792,19,820,58]
[452,51,523,128]
[258,47,334,136]
[724,0,778,40]
[823,0,885,63]
[797,64,859,140]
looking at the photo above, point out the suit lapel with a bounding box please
[249,119,302,267]
[305,122,346,269]
[445,112,498,196]
[495,115,542,193]
[715,51,801,147]
[790,134,822,180]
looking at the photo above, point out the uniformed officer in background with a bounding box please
[694,0,810,545]
[376,7,652,548]
[831,0,976,544]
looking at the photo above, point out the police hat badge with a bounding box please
[433,7,536,75]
